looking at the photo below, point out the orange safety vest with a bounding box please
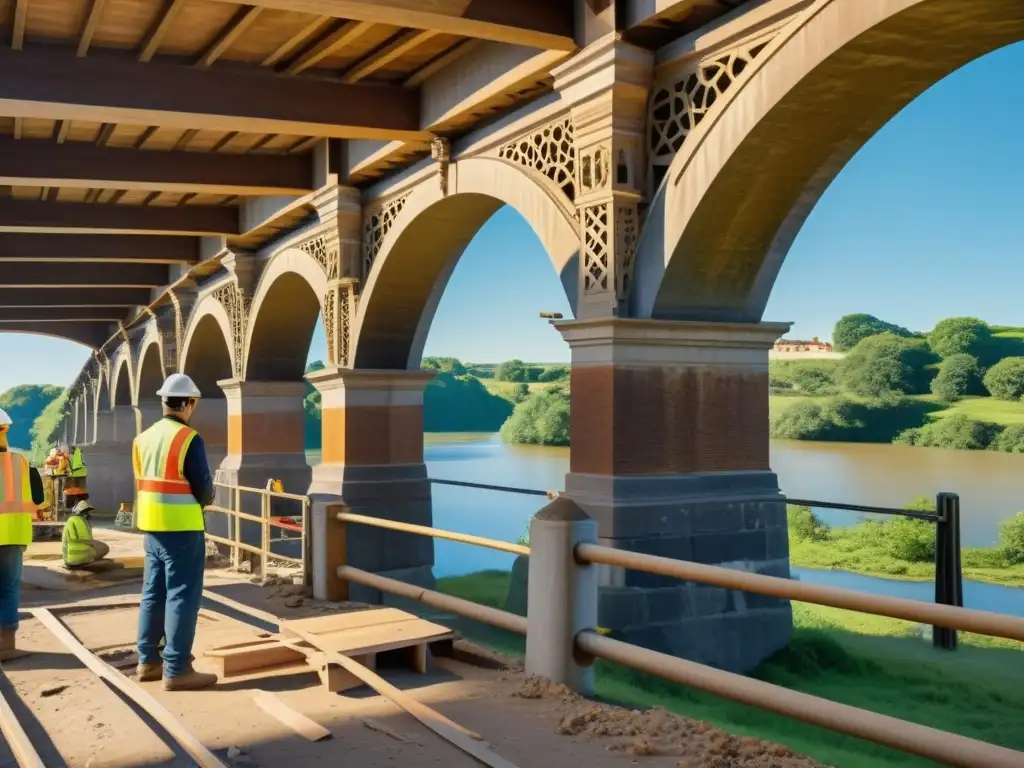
[132,418,205,532]
[0,452,35,545]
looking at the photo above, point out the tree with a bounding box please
[927,317,992,359]
[29,388,69,462]
[513,383,530,403]
[538,365,569,382]
[832,314,912,352]
[0,384,63,451]
[494,359,528,382]
[930,354,983,402]
[838,333,936,398]
[983,357,1024,401]
[500,385,570,446]
[421,357,468,375]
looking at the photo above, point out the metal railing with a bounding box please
[205,481,311,585]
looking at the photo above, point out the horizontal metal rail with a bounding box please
[215,482,310,503]
[786,498,938,520]
[337,511,530,557]
[338,565,528,636]
[204,532,302,565]
[207,504,300,531]
[576,543,1024,642]
[576,632,1023,768]
[430,477,553,498]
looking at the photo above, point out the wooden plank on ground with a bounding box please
[0,670,46,768]
[282,608,410,635]
[281,617,455,657]
[251,689,332,742]
[286,624,521,768]
[30,609,228,768]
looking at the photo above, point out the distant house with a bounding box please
[773,337,833,354]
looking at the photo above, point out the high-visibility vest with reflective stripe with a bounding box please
[133,418,205,532]
[0,452,34,545]
[69,448,87,478]
[62,514,94,567]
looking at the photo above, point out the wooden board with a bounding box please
[251,690,332,742]
[281,616,454,657]
[0,670,46,768]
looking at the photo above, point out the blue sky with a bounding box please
[4,42,1024,391]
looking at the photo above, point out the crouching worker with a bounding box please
[62,501,110,569]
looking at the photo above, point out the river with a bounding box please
[313,434,1024,616]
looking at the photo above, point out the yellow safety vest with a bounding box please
[69,448,87,478]
[0,452,34,546]
[62,514,94,567]
[132,418,205,532]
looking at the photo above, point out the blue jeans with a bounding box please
[0,545,23,630]
[137,531,205,679]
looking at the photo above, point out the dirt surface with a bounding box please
[0,549,825,768]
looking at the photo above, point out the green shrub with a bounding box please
[838,333,937,398]
[832,314,912,352]
[494,359,529,382]
[927,317,992,359]
[29,388,69,462]
[512,382,530,403]
[770,398,859,441]
[422,356,469,375]
[999,512,1024,564]
[929,354,983,402]
[769,359,839,395]
[500,385,570,446]
[537,365,569,382]
[881,517,936,562]
[895,414,1000,450]
[771,396,939,443]
[990,424,1024,453]
[983,357,1024,400]
[787,505,830,542]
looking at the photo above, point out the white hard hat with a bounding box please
[0,408,9,427]
[156,373,202,399]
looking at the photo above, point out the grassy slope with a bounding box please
[769,393,1024,425]
[482,380,560,400]
[438,570,1024,768]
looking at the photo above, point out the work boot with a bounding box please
[162,665,217,691]
[0,628,29,662]
[136,662,162,682]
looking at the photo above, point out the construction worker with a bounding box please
[63,444,89,510]
[133,373,217,691]
[0,408,44,661]
[61,500,110,569]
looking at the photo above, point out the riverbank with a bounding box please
[437,570,1024,768]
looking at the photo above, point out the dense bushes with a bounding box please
[832,314,912,352]
[787,506,830,542]
[0,385,63,451]
[28,388,69,462]
[500,384,569,446]
[838,333,936,398]
[930,354,983,402]
[769,360,838,395]
[927,317,992,359]
[983,357,1024,400]
[770,397,940,443]
[895,414,1000,450]
[1000,513,1024,564]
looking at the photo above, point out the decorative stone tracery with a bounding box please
[648,37,773,192]
[582,203,610,294]
[213,281,249,379]
[498,115,577,205]
[300,234,340,280]
[363,194,409,277]
[323,278,358,367]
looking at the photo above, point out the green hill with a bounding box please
[0,385,63,450]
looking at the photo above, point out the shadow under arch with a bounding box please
[244,248,326,381]
[634,0,1024,321]
[110,353,134,409]
[135,337,164,402]
[352,157,579,369]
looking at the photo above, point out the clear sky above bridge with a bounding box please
[3,41,1024,391]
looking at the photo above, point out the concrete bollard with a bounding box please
[525,496,598,695]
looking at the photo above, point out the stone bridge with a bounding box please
[3,0,1014,672]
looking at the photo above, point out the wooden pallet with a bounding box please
[204,607,456,692]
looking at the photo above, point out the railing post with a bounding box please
[525,496,598,695]
[231,486,241,571]
[934,492,962,650]
[312,501,348,602]
[260,491,271,583]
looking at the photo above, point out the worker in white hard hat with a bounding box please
[0,407,44,661]
[132,374,217,691]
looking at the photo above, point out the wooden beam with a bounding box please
[11,0,29,51]
[342,30,439,84]
[12,118,22,140]
[31,609,228,768]
[0,198,238,236]
[77,0,109,57]
[55,120,71,143]
[0,670,46,768]
[172,128,198,150]
[139,0,188,63]
[229,0,576,51]
[0,232,198,263]
[198,6,264,67]
[0,46,426,142]
[0,307,125,321]
[95,122,116,145]
[262,16,330,67]
[284,20,374,76]
[133,126,158,148]
[0,261,170,287]
[403,39,482,89]
[0,287,152,306]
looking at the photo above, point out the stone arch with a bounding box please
[633,0,1024,321]
[351,156,580,369]
[110,348,134,409]
[181,293,237,388]
[135,327,166,405]
[243,246,328,381]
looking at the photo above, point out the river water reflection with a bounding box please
[313,433,1024,613]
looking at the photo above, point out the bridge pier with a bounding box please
[86,405,138,515]
[556,318,794,674]
[306,367,435,603]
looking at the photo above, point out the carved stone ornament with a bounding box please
[431,137,451,196]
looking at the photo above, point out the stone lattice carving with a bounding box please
[615,204,639,302]
[300,234,340,280]
[648,39,771,185]
[498,115,577,204]
[323,279,357,367]
[582,203,610,294]
[213,282,249,379]
[363,194,409,277]
[579,143,611,196]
